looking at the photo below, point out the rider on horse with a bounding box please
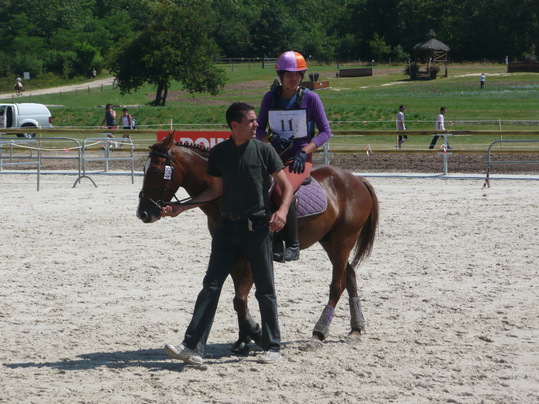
[256,51,332,262]
[14,77,23,95]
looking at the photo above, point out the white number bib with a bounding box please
[268,109,308,140]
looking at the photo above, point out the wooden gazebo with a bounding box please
[412,30,450,77]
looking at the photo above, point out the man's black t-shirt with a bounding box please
[208,138,284,217]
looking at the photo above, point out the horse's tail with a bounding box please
[350,177,379,269]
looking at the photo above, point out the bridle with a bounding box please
[139,149,220,210]
[138,150,191,209]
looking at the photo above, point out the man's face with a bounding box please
[235,110,258,139]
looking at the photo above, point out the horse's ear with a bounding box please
[163,131,175,149]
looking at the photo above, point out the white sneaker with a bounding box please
[164,343,203,365]
[257,350,281,364]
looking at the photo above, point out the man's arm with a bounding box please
[269,169,294,232]
[161,177,223,218]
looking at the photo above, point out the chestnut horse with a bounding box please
[137,133,379,350]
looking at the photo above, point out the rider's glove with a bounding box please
[289,150,307,174]
[270,134,292,151]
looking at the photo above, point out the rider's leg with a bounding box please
[272,158,312,262]
[272,204,299,262]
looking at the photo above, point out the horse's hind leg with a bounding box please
[345,263,365,343]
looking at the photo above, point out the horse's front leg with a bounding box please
[230,257,262,353]
[311,271,345,342]
[311,262,365,347]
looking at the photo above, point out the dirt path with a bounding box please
[0,77,115,100]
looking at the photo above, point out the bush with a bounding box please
[404,63,419,79]
[522,53,538,64]
[429,64,440,79]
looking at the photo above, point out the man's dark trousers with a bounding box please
[183,217,280,354]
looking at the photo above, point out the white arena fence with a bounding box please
[1,128,538,190]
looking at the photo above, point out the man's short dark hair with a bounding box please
[226,102,254,129]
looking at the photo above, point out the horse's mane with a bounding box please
[150,136,211,160]
[173,141,210,159]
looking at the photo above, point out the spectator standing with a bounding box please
[100,103,116,129]
[396,105,407,148]
[428,107,451,149]
[100,103,117,145]
[120,108,133,130]
[119,108,134,142]
[162,102,294,365]
[480,73,486,89]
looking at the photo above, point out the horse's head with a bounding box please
[136,132,210,223]
[137,133,180,223]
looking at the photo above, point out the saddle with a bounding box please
[295,176,327,218]
[269,176,327,218]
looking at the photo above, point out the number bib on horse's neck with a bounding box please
[268,109,308,140]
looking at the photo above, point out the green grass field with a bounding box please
[8,63,539,152]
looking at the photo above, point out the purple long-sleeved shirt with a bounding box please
[256,89,331,153]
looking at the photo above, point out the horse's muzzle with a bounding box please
[136,200,161,223]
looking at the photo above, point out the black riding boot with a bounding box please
[273,205,300,262]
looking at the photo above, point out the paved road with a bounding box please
[0,77,115,100]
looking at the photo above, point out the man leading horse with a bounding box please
[160,102,294,365]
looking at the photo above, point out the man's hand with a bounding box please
[289,150,307,174]
[161,204,186,218]
[269,209,287,232]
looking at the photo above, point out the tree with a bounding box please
[107,0,226,106]
[392,44,409,62]
[250,2,296,58]
[210,0,259,58]
[368,33,391,62]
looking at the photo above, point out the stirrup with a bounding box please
[273,240,286,263]
[273,244,299,262]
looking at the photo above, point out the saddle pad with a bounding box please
[296,178,327,218]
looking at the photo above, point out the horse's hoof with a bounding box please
[301,336,324,351]
[345,330,362,345]
[231,340,250,356]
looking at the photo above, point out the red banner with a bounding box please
[156,131,230,149]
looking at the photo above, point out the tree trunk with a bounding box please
[153,82,163,106]
[161,85,168,106]
[153,81,168,106]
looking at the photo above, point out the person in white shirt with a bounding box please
[480,73,486,89]
[428,107,451,149]
[396,105,407,148]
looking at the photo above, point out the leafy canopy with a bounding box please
[107,0,226,106]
